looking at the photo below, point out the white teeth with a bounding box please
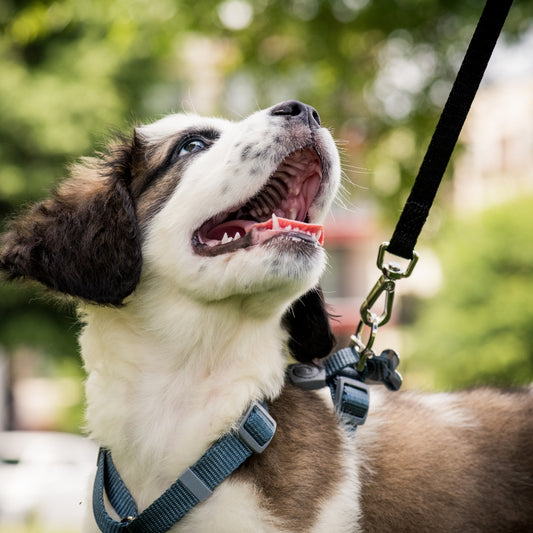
[221,232,241,245]
[287,224,293,230]
[272,213,280,230]
[289,208,298,220]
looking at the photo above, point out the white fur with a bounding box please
[80,105,345,531]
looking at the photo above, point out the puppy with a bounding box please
[1,101,532,532]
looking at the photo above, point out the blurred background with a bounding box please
[0,0,532,530]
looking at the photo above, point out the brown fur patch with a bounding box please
[129,132,194,226]
[127,133,176,198]
[0,132,190,304]
[359,388,533,532]
[0,146,142,305]
[134,169,183,227]
[235,384,345,531]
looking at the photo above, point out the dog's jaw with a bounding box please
[192,147,325,256]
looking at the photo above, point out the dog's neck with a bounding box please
[79,289,290,501]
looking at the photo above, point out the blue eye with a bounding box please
[178,138,208,157]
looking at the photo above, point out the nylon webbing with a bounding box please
[387,0,514,260]
[93,403,276,533]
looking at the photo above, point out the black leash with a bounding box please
[353,0,515,363]
[387,0,514,261]
[289,0,515,410]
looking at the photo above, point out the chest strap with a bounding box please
[93,402,276,533]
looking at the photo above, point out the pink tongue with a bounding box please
[206,217,324,245]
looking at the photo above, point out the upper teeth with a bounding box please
[270,213,322,242]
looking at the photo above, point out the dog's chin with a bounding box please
[261,232,324,262]
[145,232,326,312]
[229,241,326,315]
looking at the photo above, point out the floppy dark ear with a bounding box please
[282,286,336,362]
[0,144,142,305]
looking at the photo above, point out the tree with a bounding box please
[403,197,533,390]
[0,0,531,381]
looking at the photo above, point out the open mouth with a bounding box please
[193,147,325,256]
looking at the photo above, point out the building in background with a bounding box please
[453,78,533,213]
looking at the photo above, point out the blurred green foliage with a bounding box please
[0,0,532,399]
[404,196,533,390]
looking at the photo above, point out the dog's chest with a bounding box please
[80,311,358,531]
[85,381,360,532]
[170,386,359,532]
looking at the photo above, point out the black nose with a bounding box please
[270,100,321,129]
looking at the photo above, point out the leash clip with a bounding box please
[359,276,395,329]
[360,242,419,329]
[352,242,419,371]
[350,318,378,371]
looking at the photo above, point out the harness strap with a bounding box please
[387,0,514,260]
[325,348,369,426]
[93,402,276,533]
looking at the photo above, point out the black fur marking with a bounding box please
[241,144,254,161]
[134,128,220,198]
[282,286,336,362]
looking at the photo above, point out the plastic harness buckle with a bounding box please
[333,375,370,426]
[288,347,371,428]
[237,402,276,453]
[287,363,326,390]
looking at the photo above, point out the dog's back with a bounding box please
[230,384,533,532]
[358,387,533,532]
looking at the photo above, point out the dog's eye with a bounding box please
[177,138,208,157]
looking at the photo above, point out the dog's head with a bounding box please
[0,101,340,360]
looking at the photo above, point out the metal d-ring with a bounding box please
[350,317,378,371]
